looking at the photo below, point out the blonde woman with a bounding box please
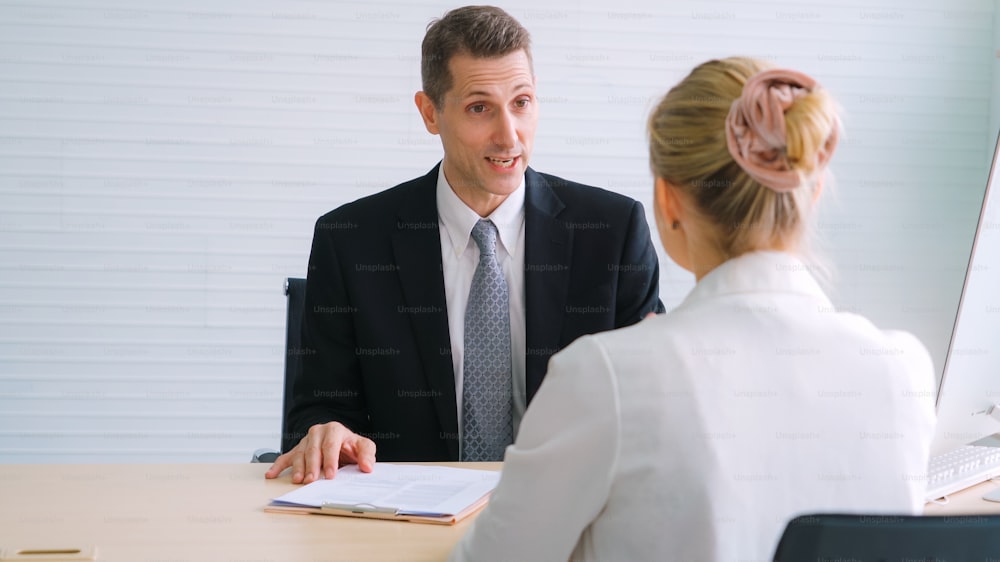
[449,58,936,562]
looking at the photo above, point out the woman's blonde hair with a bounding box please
[648,57,840,257]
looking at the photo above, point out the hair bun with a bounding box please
[725,68,838,192]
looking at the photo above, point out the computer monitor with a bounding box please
[930,129,1000,457]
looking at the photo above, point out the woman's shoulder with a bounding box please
[832,311,934,364]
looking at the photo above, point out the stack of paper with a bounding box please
[266,463,501,525]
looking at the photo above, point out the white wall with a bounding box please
[0,0,997,462]
[994,0,1000,135]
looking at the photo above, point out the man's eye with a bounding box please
[469,104,487,114]
[515,98,530,108]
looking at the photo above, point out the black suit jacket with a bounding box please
[288,165,664,460]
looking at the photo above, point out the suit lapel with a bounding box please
[391,165,459,458]
[524,168,572,401]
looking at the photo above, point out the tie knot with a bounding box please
[470,220,499,257]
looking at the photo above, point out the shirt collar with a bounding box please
[681,250,832,308]
[436,163,525,257]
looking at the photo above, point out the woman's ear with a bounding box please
[812,175,825,206]
[654,176,684,229]
[653,176,696,275]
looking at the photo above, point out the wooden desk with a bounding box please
[924,478,1000,515]
[2,463,996,561]
[0,462,501,562]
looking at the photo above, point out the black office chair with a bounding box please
[251,277,307,464]
[772,513,1000,561]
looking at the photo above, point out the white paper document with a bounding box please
[269,463,501,517]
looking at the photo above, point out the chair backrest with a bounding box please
[772,513,1000,561]
[281,277,307,454]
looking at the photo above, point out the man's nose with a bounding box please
[492,108,517,150]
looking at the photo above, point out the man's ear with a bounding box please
[414,91,440,135]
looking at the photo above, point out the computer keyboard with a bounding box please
[925,444,1000,501]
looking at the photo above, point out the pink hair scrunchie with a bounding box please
[725,68,839,192]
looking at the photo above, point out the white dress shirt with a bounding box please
[436,165,528,441]
[450,251,937,562]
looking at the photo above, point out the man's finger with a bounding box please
[321,431,344,480]
[265,453,292,479]
[290,446,306,484]
[354,437,377,473]
[303,437,323,484]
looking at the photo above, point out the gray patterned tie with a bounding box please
[461,219,513,461]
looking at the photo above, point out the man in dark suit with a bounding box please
[266,5,662,483]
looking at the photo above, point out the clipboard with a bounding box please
[263,494,492,525]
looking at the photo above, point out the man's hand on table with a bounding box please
[264,421,376,483]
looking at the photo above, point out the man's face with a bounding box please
[417,50,537,211]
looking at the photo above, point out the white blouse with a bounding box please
[449,251,936,562]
